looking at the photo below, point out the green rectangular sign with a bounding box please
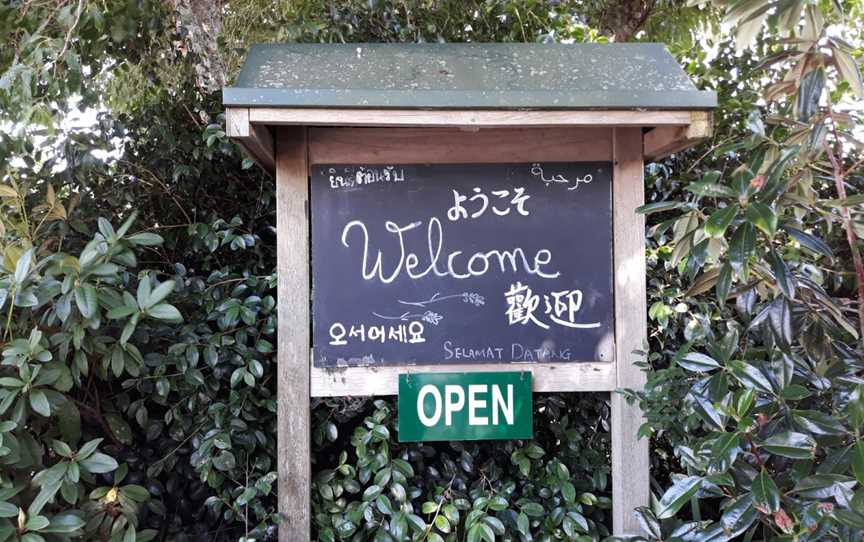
[398,372,533,442]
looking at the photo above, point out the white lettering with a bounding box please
[492,385,514,425]
[468,385,489,425]
[417,385,442,427]
[444,385,465,426]
[341,216,560,284]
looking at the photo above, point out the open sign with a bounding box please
[397,372,532,442]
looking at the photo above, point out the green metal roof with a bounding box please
[223,43,716,110]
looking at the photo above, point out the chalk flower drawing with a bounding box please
[421,311,443,325]
[530,163,593,191]
[372,291,484,324]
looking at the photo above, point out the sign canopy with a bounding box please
[223,43,717,110]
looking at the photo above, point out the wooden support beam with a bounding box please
[611,127,649,535]
[226,107,276,172]
[250,107,697,128]
[311,362,616,397]
[308,127,612,164]
[276,127,311,542]
[644,111,713,160]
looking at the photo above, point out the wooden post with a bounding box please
[611,127,649,534]
[276,127,311,542]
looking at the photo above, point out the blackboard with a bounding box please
[311,162,613,367]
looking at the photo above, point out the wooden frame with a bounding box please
[306,126,616,397]
[256,111,712,541]
[227,107,712,172]
[275,127,311,540]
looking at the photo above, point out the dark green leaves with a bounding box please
[656,476,702,519]
[745,202,777,238]
[766,250,797,299]
[73,284,97,319]
[752,470,780,513]
[851,440,864,485]
[704,205,738,237]
[79,453,118,474]
[760,432,816,459]
[678,352,721,372]
[729,223,756,270]
[784,226,834,259]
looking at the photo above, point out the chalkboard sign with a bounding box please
[311,162,613,367]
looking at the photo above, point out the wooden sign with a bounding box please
[310,162,613,367]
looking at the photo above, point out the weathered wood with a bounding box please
[311,362,616,397]
[226,107,276,171]
[644,111,713,160]
[250,107,696,128]
[308,127,612,164]
[611,127,649,535]
[276,127,311,542]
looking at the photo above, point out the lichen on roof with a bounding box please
[223,43,716,110]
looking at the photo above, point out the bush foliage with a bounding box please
[1,1,863,541]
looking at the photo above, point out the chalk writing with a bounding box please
[441,341,577,362]
[373,291,486,325]
[329,321,426,346]
[447,187,530,221]
[341,217,560,284]
[311,162,614,367]
[531,163,593,191]
[328,166,407,189]
[504,282,600,330]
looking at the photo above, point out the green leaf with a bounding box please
[678,352,720,372]
[41,512,85,534]
[793,474,855,499]
[705,205,738,237]
[752,470,780,513]
[362,485,381,501]
[746,202,777,237]
[727,360,774,394]
[126,232,164,246]
[833,45,864,97]
[656,476,702,519]
[74,285,97,319]
[516,512,529,535]
[97,218,116,240]
[79,452,118,474]
[434,514,450,533]
[850,386,864,432]
[29,390,50,417]
[766,251,796,299]
[14,248,34,284]
[107,305,138,319]
[709,432,741,473]
[521,502,544,517]
[852,440,864,486]
[792,409,846,436]
[145,280,175,310]
[687,180,736,199]
[729,223,756,270]
[120,484,149,502]
[561,481,576,503]
[784,226,834,259]
[716,262,733,302]
[636,201,683,215]
[212,451,236,471]
[24,515,50,531]
[147,303,182,322]
[0,502,18,518]
[760,431,815,459]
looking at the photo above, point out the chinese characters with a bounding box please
[504,282,600,330]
